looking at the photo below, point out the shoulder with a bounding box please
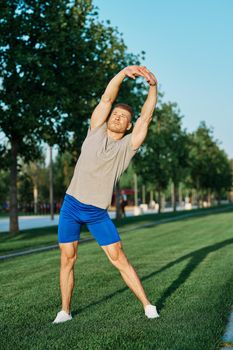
[81,122,107,151]
[86,122,107,137]
[120,133,139,154]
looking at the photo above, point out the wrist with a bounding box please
[120,68,127,78]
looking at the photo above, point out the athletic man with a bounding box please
[53,65,159,323]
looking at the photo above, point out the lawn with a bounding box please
[1,209,233,349]
[1,204,232,256]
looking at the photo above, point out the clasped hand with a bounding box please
[123,65,157,86]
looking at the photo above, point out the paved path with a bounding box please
[1,205,232,261]
[221,308,233,349]
[0,211,126,232]
[0,206,183,232]
[0,214,60,232]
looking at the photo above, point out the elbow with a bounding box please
[101,94,113,104]
[141,114,153,125]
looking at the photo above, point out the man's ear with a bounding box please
[127,122,132,130]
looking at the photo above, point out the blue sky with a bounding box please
[94,0,233,158]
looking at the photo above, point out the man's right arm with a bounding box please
[90,70,126,130]
[90,66,152,130]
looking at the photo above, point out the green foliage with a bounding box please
[134,102,189,192]
[0,0,146,158]
[18,172,34,203]
[53,151,74,199]
[189,122,232,197]
[1,0,231,220]
[0,170,9,203]
[0,0,146,229]
[18,158,49,203]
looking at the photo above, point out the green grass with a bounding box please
[1,210,233,349]
[1,204,232,256]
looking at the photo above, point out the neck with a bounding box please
[107,129,124,141]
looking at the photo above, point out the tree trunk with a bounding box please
[150,190,153,202]
[9,139,19,233]
[196,188,201,208]
[33,185,38,214]
[173,182,177,212]
[115,181,122,221]
[142,184,146,203]
[179,183,183,209]
[49,146,54,220]
[134,173,138,206]
[207,189,211,207]
[158,187,161,214]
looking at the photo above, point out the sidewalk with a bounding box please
[0,204,206,233]
[0,210,135,232]
[221,308,233,349]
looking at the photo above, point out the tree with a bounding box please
[133,102,171,212]
[163,104,190,211]
[0,0,145,232]
[189,122,232,205]
[53,151,74,200]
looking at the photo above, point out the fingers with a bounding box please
[124,65,157,84]
[124,67,137,79]
[139,66,151,81]
[147,72,157,85]
[139,66,157,85]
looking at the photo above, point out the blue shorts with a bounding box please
[58,194,121,246]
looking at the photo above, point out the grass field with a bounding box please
[1,209,233,349]
[1,204,232,256]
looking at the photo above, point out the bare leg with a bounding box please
[101,241,151,308]
[59,241,78,313]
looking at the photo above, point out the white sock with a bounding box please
[144,304,160,319]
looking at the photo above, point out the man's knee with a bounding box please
[103,242,129,269]
[60,243,78,268]
[61,253,77,268]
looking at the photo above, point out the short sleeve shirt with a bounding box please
[66,122,137,209]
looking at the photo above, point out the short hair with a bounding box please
[113,103,134,118]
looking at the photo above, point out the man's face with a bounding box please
[107,107,132,134]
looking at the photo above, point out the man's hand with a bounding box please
[123,65,157,86]
[138,66,157,86]
[123,66,145,80]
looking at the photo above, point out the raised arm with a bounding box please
[131,68,158,150]
[90,66,151,130]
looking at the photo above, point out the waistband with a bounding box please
[64,193,106,211]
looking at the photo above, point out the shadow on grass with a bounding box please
[73,237,233,317]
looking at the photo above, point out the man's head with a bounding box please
[107,103,133,134]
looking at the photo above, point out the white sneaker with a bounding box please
[52,310,72,324]
[144,304,160,319]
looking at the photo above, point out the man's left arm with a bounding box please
[131,77,158,150]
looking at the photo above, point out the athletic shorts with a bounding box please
[58,194,121,246]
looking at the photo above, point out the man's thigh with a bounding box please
[58,207,82,244]
[86,217,121,246]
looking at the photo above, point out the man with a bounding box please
[53,65,159,323]
[120,190,128,218]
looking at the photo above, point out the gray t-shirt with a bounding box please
[66,122,137,209]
